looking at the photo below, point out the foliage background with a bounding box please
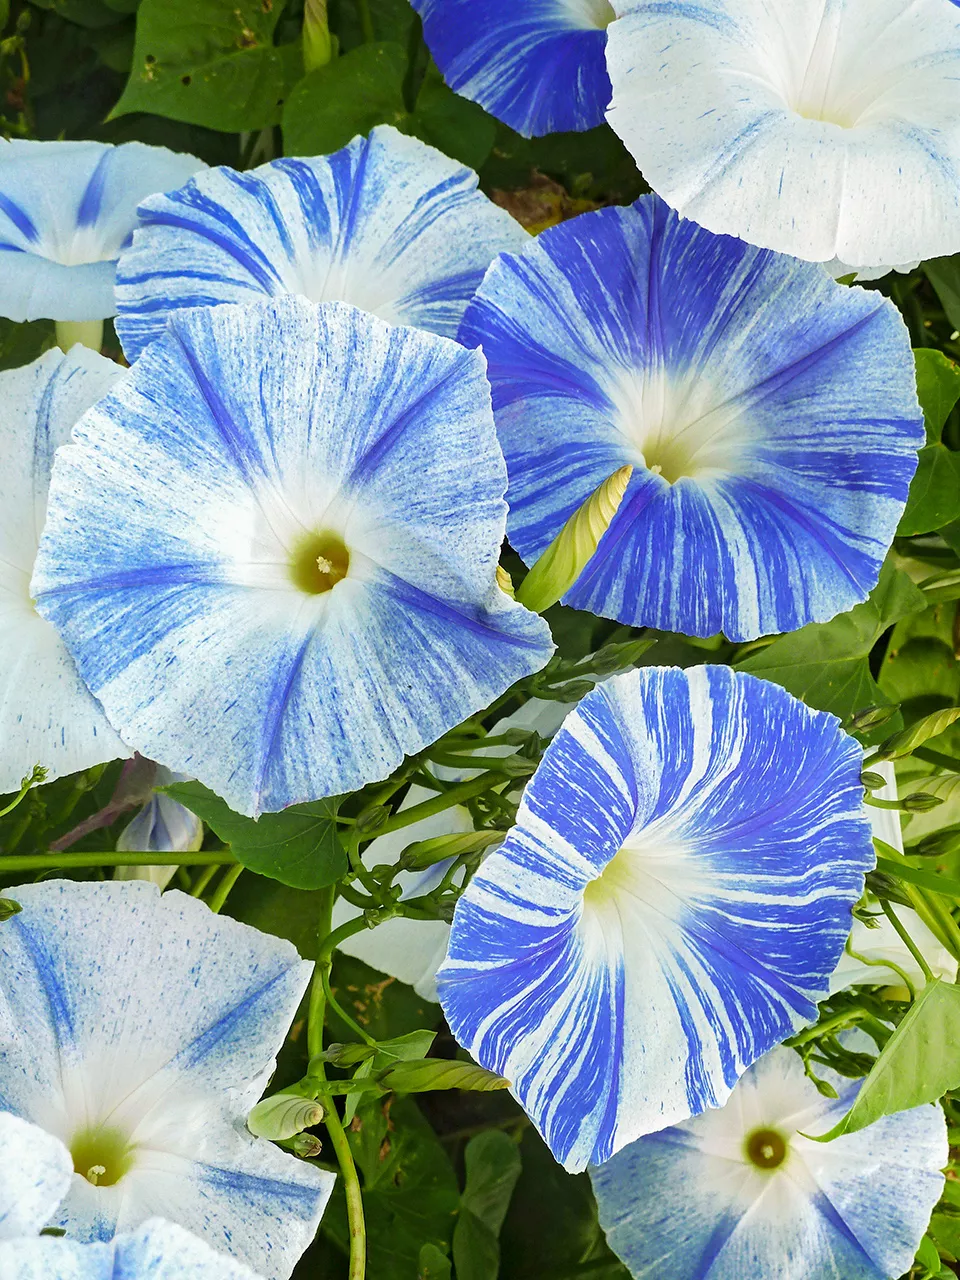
[4,1,960,1276]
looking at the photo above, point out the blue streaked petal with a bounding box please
[607,0,960,270]
[0,1219,264,1277]
[410,0,614,137]
[438,666,874,1171]
[590,1045,947,1280]
[115,125,528,362]
[0,140,204,321]
[0,1112,72,1240]
[0,347,129,792]
[460,195,923,641]
[33,297,553,816]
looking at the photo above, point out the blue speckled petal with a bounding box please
[590,1045,947,1280]
[0,140,204,321]
[0,347,128,792]
[0,1219,264,1278]
[460,195,923,640]
[438,666,874,1172]
[33,296,553,816]
[410,0,614,137]
[0,1112,72,1240]
[115,125,527,361]
[0,880,330,1278]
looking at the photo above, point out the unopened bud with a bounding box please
[400,829,502,871]
[355,804,390,834]
[860,771,887,791]
[289,1132,323,1158]
[0,898,22,922]
[247,1091,323,1141]
[496,565,516,599]
[326,1042,377,1068]
[844,705,898,734]
[900,792,945,813]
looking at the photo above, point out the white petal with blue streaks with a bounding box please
[460,196,923,641]
[606,0,960,270]
[409,0,615,137]
[0,140,204,321]
[438,666,874,1172]
[590,1045,947,1280]
[0,880,331,1279]
[0,347,129,792]
[115,125,527,362]
[33,297,553,816]
[0,1112,72,1240]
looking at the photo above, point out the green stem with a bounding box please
[0,772,42,818]
[190,864,220,898]
[368,773,502,838]
[0,851,236,872]
[309,887,366,1280]
[844,941,917,1001]
[208,864,243,914]
[322,965,377,1047]
[357,0,375,42]
[787,1009,867,1048]
[55,319,103,353]
[880,899,935,985]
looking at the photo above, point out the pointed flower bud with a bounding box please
[516,465,633,614]
[0,898,22,922]
[289,1133,323,1159]
[860,771,887,791]
[844,704,899,735]
[400,829,503,872]
[900,793,946,814]
[247,1091,324,1141]
[873,707,960,761]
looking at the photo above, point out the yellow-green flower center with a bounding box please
[288,530,350,595]
[70,1127,135,1187]
[744,1126,788,1171]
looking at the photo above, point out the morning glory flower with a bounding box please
[409,0,615,137]
[0,1220,264,1277]
[0,140,203,324]
[33,297,553,817]
[590,1044,947,1280]
[460,196,922,640]
[0,347,128,794]
[114,765,205,891]
[114,126,527,363]
[0,1112,73,1240]
[0,879,332,1278]
[438,665,874,1172]
[605,0,960,272]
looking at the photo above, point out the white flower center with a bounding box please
[560,0,616,30]
[581,825,699,935]
[606,366,754,484]
[70,1125,135,1187]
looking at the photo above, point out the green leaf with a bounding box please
[379,1058,511,1094]
[225,879,330,957]
[28,0,126,27]
[914,348,960,445]
[931,1212,960,1261]
[282,41,408,157]
[376,1029,438,1061]
[808,979,960,1141]
[112,0,301,132]
[875,855,960,901]
[917,1235,943,1275]
[898,443,960,535]
[737,562,926,733]
[875,707,960,760]
[407,63,496,171]
[418,1244,452,1279]
[0,318,55,372]
[334,0,416,51]
[925,256,960,336]
[163,781,346,889]
[453,1131,522,1280]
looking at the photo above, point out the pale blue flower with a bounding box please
[606,0,960,272]
[460,196,922,641]
[590,1044,947,1280]
[0,879,332,1279]
[438,666,874,1172]
[32,297,553,816]
[115,126,527,363]
[0,140,203,321]
[0,1220,264,1278]
[0,1112,72,1241]
[0,347,128,793]
[409,0,616,137]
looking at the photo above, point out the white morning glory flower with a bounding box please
[114,765,205,891]
[460,196,922,641]
[438,665,874,1172]
[0,1219,264,1278]
[0,140,204,323]
[333,697,570,1000]
[590,1044,947,1280]
[0,1111,73,1240]
[408,0,615,137]
[114,126,527,363]
[0,879,333,1279]
[32,297,553,817]
[605,0,960,272]
[0,347,128,793]
[830,762,958,993]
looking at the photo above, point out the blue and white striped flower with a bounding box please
[0,140,203,323]
[460,197,922,641]
[0,879,332,1278]
[115,126,527,363]
[409,0,615,137]
[438,665,874,1172]
[606,0,960,272]
[590,1044,947,1280]
[0,348,128,794]
[0,1220,264,1278]
[0,1112,73,1241]
[33,297,553,817]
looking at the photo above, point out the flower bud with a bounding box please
[860,771,887,791]
[247,1091,324,1141]
[844,704,898,734]
[289,1132,323,1158]
[900,792,945,813]
[0,898,22,922]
